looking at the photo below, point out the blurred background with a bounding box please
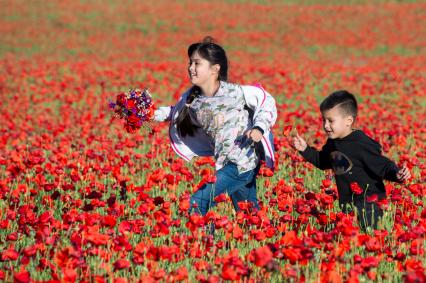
[0,1,425,282]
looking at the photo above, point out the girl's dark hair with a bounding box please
[175,36,228,137]
[320,90,358,118]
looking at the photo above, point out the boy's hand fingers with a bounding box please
[291,139,298,148]
[291,137,298,148]
[402,168,411,179]
[294,133,301,142]
[398,167,411,181]
[402,167,409,175]
[289,127,298,137]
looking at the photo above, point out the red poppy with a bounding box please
[63,268,77,282]
[251,246,273,267]
[114,259,130,271]
[171,266,188,281]
[13,270,30,283]
[321,179,332,188]
[366,194,378,203]
[221,264,239,281]
[214,193,228,203]
[236,201,253,211]
[283,125,292,136]
[232,225,244,240]
[350,183,363,195]
[282,248,301,264]
[1,249,19,261]
[361,256,379,270]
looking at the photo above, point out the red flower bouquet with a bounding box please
[109,88,155,133]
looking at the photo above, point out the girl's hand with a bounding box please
[396,165,411,182]
[246,128,263,143]
[292,133,307,152]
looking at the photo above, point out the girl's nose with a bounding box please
[188,63,195,72]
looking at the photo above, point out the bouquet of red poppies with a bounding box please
[109,88,155,133]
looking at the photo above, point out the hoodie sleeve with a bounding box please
[241,85,277,134]
[300,144,333,170]
[153,89,190,122]
[360,143,400,182]
[153,106,172,122]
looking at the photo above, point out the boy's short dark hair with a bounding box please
[320,90,358,118]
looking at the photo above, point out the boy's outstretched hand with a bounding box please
[396,165,411,182]
[292,133,307,152]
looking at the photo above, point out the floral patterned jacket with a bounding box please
[155,81,277,173]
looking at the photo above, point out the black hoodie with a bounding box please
[300,130,400,206]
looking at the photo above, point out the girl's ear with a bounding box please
[211,64,220,75]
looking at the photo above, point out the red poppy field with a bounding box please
[1,1,425,282]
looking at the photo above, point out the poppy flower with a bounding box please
[250,246,273,267]
[13,270,30,283]
[113,259,130,271]
[1,249,19,261]
[350,183,363,195]
[63,268,77,282]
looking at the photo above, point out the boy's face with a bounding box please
[321,106,354,139]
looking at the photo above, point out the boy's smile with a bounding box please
[322,105,354,139]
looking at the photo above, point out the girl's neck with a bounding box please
[200,80,220,97]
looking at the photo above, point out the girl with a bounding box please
[154,37,277,216]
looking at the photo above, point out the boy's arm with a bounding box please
[360,145,402,182]
[293,134,332,170]
[300,145,333,170]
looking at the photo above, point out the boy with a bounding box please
[292,90,410,231]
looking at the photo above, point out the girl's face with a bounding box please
[188,51,219,87]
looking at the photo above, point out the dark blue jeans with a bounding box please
[190,162,260,216]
